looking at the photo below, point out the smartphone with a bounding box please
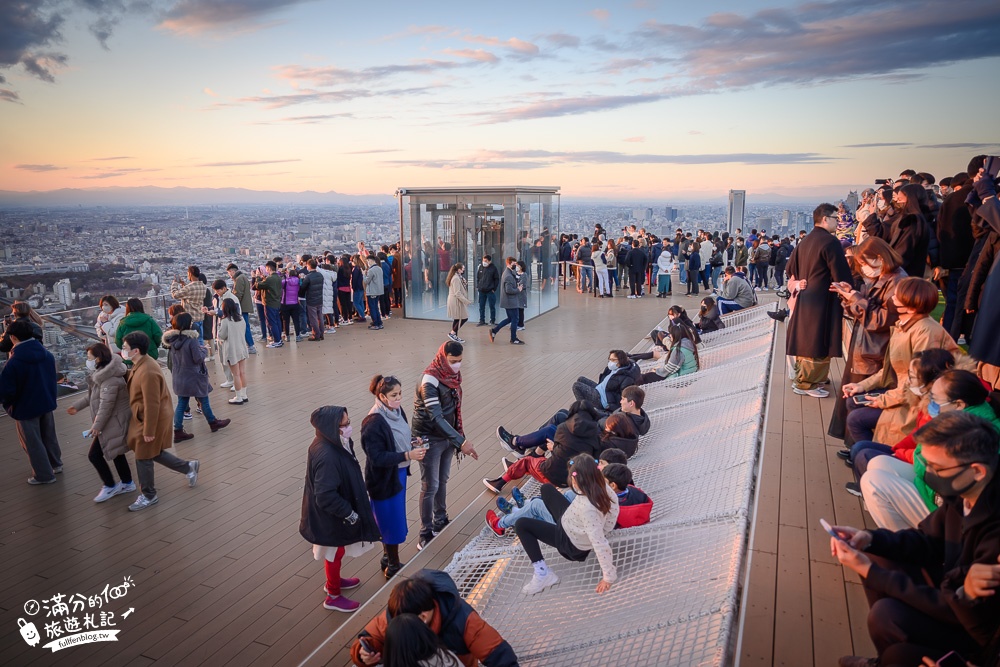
[937,651,968,667]
[851,395,873,408]
[820,518,847,543]
[358,637,375,654]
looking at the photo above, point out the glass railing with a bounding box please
[0,296,264,400]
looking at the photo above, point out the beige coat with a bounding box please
[72,355,131,459]
[216,316,249,366]
[856,314,967,445]
[446,274,472,320]
[125,354,175,460]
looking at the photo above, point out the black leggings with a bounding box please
[514,484,590,563]
[451,318,467,333]
[88,438,133,487]
[337,291,353,320]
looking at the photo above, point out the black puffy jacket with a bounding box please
[299,270,325,307]
[541,411,601,487]
[594,360,641,409]
[299,406,381,547]
[411,375,465,449]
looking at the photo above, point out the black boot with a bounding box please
[379,544,389,574]
[384,544,405,579]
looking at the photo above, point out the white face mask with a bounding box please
[340,425,353,441]
[482,261,488,267]
[860,264,881,279]
[449,362,462,372]
[607,361,618,371]
[120,348,133,361]
[876,198,888,211]
[909,385,925,396]
[86,359,97,371]
[102,304,113,314]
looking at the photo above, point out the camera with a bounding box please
[874,179,891,185]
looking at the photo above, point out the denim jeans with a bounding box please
[517,424,558,450]
[367,296,383,327]
[192,320,204,344]
[678,261,687,285]
[942,270,963,334]
[492,308,521,342]
[609,268,619,288]
[711,266,722,288]
[255,303,267,339]
[846,405,883,444]
[498,490,576,529]
[418,438,454,537]
[579,266,594,292]
[265,306,282,342]
[352,290,366,321]
[241,313,254,348]
[478,291,497,323]
[174,395,217,429]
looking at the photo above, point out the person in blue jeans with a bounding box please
[489,258,524,345]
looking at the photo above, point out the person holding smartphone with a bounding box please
[361,374,426,580]
[831,411,1000,667]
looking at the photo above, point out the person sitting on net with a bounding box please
[638,323,700,385]
[351,569,518,667]
[697,297,725,333]
[597,412,639,459]
[495,386,649,460]
[514,454,620,595]
[486,454,650,536]
[380,613,463,667]
[570,350,641,414]
[482,400,601,495]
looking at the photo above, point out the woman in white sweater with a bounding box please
[513,453,619,595]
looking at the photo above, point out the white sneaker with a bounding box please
[793,387,830,398]
[94,484,121,503]
[128,494,158,511]
[187,460,200,487]
[522,570,559,595]
[119,481,136,493]
[220,381,234,388]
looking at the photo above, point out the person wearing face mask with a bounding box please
[445,263,471,343]
[361,375,427,579]
[411,342,479,550]
[828,238,907,443]
[120,331,199,511]
[784,204,855,398]
[831,411,1000,667]
[475,255,500,327]
[114,298,162,361]
[859,369,1000,532]
[0,320,62,485]
[94,295,127,354]
[300,405,381,613]
[571,350,640,412]
[488,258,524,345]
[515,260,529,331]
[839,349,955,493]
[67,342,135,502]
[862,184,931,282]
[842,277,967,447]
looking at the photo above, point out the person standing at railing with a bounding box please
[576,238,594,294]
[0,320,62,485]
[0,301,44,355]
[95,296,126,354]
[68,342,135,502]
[217,299,249,405]
[170,266,208,345]
[226,263,257,355]
[605,239,619,291]
[114,298,162,362]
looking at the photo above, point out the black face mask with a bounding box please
[923,465,978,499]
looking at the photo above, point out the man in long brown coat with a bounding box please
[785,203,853,398]
[121,331,199,511]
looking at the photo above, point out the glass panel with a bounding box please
[538,194,560,314]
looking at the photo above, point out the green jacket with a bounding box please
[115,312,163,360]
[260,274,283,309]
[914,401,1000,510]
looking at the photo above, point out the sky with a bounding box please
[2,0,1000,200]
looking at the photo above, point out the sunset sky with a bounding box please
[2,0,1000,199]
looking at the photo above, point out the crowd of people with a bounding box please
[761,158,1000,667]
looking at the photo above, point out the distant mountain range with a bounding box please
[0,186,397,208]
[0,185,854,208]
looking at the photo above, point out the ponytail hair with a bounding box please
[567,454,611,515]
[369,374,402,398]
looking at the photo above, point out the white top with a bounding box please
[561,484,620,583]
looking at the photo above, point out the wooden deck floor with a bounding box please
[0,287,877,667]
[738,323,878,666]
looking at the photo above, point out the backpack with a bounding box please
[757,244,771,263]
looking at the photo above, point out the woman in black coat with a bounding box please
[571,350,640,412]
[299,405,381,613]
[360,375,427,579]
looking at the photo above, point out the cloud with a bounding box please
[196,158,301,167]
[257,112,354,124]
[90,155,135,161]
[345,149,401,154]
[441,48,499,64]
[917,142,1000,149]
[234,86,427,109]
[463,34,539,57]
[203,87,218,96]
[14,163,65,172]
[0,88,20,103]
[477,93,667,124]
[841,142,914,148]
[78,167,162,179]
[158,0,315,35]
[386,149,837,170]
[589,9,610,22]
[623,136,645,143]
[634,1,1000,92]
[378,24,456,41]
[601,57,671,74]
[274,59,472,86]
[542,33,580,48]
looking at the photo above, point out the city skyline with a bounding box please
[3,0,1000,199]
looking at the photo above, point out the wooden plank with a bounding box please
[772,524,813,666]
[739,550,777,665]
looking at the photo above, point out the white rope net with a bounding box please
[444,306,775,666]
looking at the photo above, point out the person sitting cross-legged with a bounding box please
[832,411,1000,667]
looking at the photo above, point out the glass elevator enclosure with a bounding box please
[396,186,560,322]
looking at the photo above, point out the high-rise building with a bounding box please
[846,190,859,212]
[54,278,73,307]
[664,207,678,223]
[781,210,792,229]
[727,190,746,236]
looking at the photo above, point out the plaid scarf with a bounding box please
[424,343,463,435]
